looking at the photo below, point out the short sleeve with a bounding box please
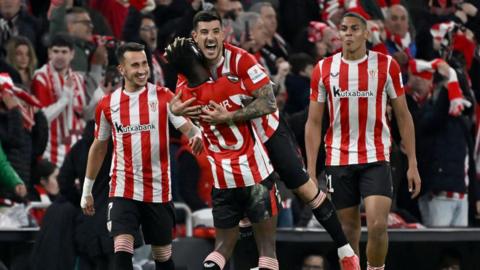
[94,96,112,141]
[386,57,405,99]
[310,61,327,102]
[237,53,270,94]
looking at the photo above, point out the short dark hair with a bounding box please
[289,53,315,75]
[193,10,222,30]
[342,12,367,26]
[49,33,74,49]
[32,159,56,185]
[116,42,145,63]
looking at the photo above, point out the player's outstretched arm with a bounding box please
[81,138,109,216]
[305,101,325,181]
[391,95,421,198]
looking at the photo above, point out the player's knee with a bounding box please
[114,234,134,254]
[367,219,388,240]
[152,244,172,262]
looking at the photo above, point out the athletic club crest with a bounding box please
[149,101,158,112]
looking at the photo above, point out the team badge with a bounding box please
[149,101,158,112]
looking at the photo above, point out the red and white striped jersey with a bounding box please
[176,76,274,189]
[176,42,279,143]
[310,50,404,166]
[95,83,187,202]
[32,64,86,167]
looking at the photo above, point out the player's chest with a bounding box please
[323,69,388,99]
[109,96,167,132]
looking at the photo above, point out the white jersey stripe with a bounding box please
[148,88,162,200]
[366,53,379,163]
[329,53,342,165]
[130,92,144,201]
[221,159,236,188]
[109,90,125,198]
[348,62,359,164]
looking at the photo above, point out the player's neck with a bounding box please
[342,47,367,61]
[124,82,145,93]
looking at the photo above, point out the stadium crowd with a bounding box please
[0,0,480,269]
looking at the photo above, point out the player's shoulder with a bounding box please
[224,42,248,56]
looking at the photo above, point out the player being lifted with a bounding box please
[169,10,360,270]
[166,37,281,270]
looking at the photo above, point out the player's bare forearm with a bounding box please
[230,83,277,122]
[85,139,109,180]
[305,101,325,178]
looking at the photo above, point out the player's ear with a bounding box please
[191,30,198,42]
[117,64,124,76]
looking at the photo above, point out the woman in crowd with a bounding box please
[5,36,38,89]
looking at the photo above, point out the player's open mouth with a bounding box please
[205,43,217,53]
[137,74,147,80]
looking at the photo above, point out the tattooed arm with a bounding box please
[201,83,277,125]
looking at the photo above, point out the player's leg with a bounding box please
[139,201,176,270]
[360,162,394,270]
[107,198,140,270]
[203,188,242,270]
[246,175,280,270]
[264,120,356,260]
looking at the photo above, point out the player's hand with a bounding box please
[459,2,478,17]
[200,100,232,125]
[169,90,202,118]
[449,97,472,116]
[81,195,95,216]
[406,166,421,199]
[189,135,203,155]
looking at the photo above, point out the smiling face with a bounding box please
[118,51,150,91]
[192,20,225,66]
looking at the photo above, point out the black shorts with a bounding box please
[107,197,175,245]
[264,119,309,189]
[325,161,393,210]
[211,174,282,229]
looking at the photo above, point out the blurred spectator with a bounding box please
[49,5,108,74]
[0,143,27,198]
[300,21,342,60]
[0,57,21,84]
[123,9,165,86]
[210,0,232,19]
[250,2,289,74]
[234,12,270,71]
[302,254,328,270]
[284,53,314,115]
[30,159,59,203]
[5,36,37,88]
[230,0,244,18]
[29,159,59,225]
[0,0,43,59]
[406,59,474,227]
[31,34,87,168]
[89,0,129,39]
[384,4,417,68]
[278,0,320,48]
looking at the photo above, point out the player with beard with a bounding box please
[169,10,360,269]
[166,37,281,270]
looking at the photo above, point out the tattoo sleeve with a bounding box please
[231,83,277,122]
